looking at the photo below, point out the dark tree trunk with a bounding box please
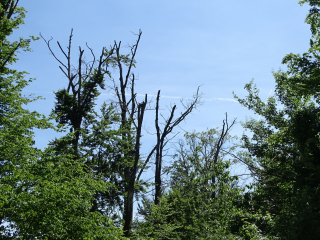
[123,98,147,237]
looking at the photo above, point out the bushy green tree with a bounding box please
[0,1,124,238]
[133,128,271,239]
[0,0,50,235]
[233,1,320,239]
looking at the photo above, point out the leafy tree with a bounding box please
[133,125,269,239]
[80,102,137,224]
[233,1,320,238]
[0,0,49,235]
[0,1,124,238]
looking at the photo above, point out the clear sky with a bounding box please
[11,0,311,188]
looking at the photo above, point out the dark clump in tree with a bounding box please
[40,29,116,154]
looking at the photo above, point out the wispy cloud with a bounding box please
[102,93,237,102]
[203,98,238,103]
[22,90,237,103]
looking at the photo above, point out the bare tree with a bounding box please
[153,89,202,205]
[110,30,146,237]
[110,30,202,236]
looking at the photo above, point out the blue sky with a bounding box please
[11,0,311,187]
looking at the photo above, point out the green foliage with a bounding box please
[0,0,38,71]
[0,1,125,238]
[79,103,133,219]
[3,148,124,239]
[232,1,320,239]
[133,129,269,240]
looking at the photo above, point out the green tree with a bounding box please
[133,125,268,239]
[0,1,124,238]
[233,1,320,238]
[0,0,50,235]
[80,102,137,224]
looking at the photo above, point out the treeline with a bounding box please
[1,0,319,239]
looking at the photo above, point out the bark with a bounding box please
[123,96,147,236]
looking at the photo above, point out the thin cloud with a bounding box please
[22,91,237,103]
[204,98,238,103]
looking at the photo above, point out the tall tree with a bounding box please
[109,31,202,236]
[0,0,49,235]
[153,89,201,205]
[0,1,124,238]
[233,1,320,238]
[40,29,142,237]
[112,31,145,235]
[40,30,129,221]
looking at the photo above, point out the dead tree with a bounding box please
[154,89,201,205]
[111,30,146,237]
[111,30,202,236]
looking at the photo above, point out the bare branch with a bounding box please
[40,33,68,70]
[154,87,202,204]
[57,41,68,59]
[137,145,157,182]
[125,30,142,87]
[85,42,96,81]
[58,66,68,79]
